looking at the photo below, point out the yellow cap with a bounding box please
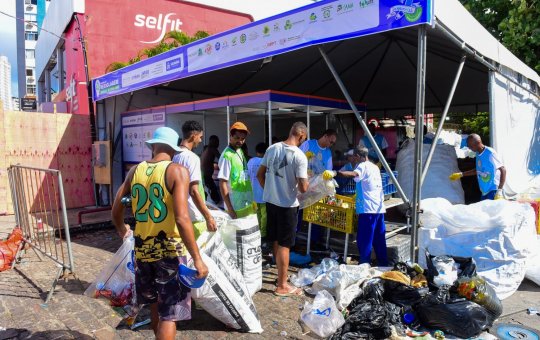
[230,121,250,134]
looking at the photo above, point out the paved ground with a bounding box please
[0,213,539,339]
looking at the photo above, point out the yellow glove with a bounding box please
[494,189,504,200]
[305,151,315,160]
[376,161,382,169]
[323,170,336,181]
[449,172,463,181]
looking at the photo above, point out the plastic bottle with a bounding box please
[457,276,503,317]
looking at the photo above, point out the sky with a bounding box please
[0,0,17,97]
[0,0,313,99]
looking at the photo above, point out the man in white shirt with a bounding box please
[338,147,388,266]
[173,121,217,239]
[257,122,309,296]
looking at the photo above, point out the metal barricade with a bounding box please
[7,165,77,304]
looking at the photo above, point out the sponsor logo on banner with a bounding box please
[263,25,270,35]
[198,48,203,56]
[134,13,183,44]
[215,42,221,51]
[249,31,259,41]
[309,12,317,22]
[359,0,375,8]
[321,5,333,21]
[240,34,247,44]
[165,58,182,71]
[95,79,120,97]
[232,36,238,46]
[337,3,354,13]
[284,20,293,30]
[386,0,422,22]
[205,43,212,54]
[273,23,280,32]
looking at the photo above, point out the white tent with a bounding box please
[92,0,540,259]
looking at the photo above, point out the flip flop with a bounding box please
[274,286,304,297]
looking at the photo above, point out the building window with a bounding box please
[26,69,34,76]
[27,85,36,95]
[24,14,37,22]
[24,32,38,41]
[25,49,35,59]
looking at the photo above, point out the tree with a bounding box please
[105,31,210,73]
[459,0,540,72]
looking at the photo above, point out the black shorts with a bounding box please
[135,257,190,321]
[266,203,299,248]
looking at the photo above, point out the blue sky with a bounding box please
[0,0,17,97]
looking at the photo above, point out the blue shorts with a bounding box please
[481,190,497,201]
[135,257,190,321]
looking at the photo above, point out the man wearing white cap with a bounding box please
[112,127,208,340]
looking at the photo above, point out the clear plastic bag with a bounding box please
[84,237,141,325]
[297,174,337,209]
[301,290,345,338]
[290,258,339,287]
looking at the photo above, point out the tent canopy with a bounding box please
[92,0,539,115]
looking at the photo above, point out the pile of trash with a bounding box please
[297,254,502,339]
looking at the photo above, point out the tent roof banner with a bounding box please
[92,0,433,101]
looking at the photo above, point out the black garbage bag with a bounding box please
[382,279,429,307]
[425,251,476,286]
[331,299,403,340]
[415,288,495,339]
[348,278,385,310]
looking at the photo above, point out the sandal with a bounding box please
[274,286,304,297]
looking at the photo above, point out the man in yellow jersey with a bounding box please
[112,127,208,340]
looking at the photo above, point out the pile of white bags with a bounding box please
[220,214,262,296]
[525,235,540,286]
[189,231,263,333]
[396,139,465,208]
[419,198,537,299]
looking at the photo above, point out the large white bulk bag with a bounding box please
[396,139,464,210]
[418,198,537,299]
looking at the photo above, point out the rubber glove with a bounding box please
[375,161,382,169]
[323,170,337,181]
[305,151,315,160]
[449,172,463,181]
[494,189,504,200]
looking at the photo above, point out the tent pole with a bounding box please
[411,25,427,263]
[268,101,272,146]
[226,105,230,131]
[203,111,206,145]
[318,47,409,205]
[488,71,496,148]
[421,55,466,185]
[307,105,311,140]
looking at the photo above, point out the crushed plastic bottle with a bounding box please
[280,331,287,337]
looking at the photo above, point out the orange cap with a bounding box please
[230,121,250,134]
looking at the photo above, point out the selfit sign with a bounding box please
[134,13,183,44]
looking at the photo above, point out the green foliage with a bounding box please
[459,0,540,72]
[105,30,209,73]
[462,112,490,141]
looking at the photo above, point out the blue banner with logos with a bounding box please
[93,0,432,101]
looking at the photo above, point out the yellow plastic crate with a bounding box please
[303,194,357,234]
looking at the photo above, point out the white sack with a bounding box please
[419,198,537,299]
[396,140,464,211]
[220,214,262,296]
[190,232,263,333]
[525,235,540,286]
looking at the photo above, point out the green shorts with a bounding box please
[193,220,207,240]
[256,203,267,237]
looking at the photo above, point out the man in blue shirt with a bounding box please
[358,123,388,163]
[248,142,269,242]
[449,134,506,200]
[299,129,338,246]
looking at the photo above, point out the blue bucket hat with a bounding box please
[145,127,181,153]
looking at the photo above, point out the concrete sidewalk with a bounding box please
[0,213,539,339]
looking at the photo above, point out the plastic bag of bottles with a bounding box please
[84,236,141,325]
[297,174,337,209]
[457,275,503,317]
